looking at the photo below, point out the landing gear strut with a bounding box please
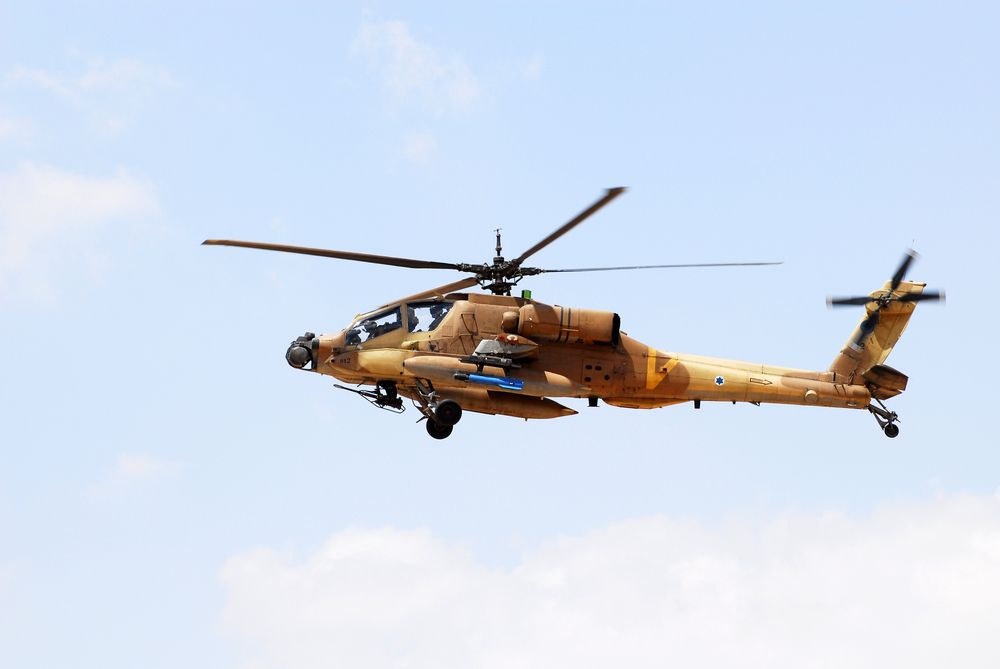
[866,397,900,438]
[413,379,462,439]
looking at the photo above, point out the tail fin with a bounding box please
[829,280,926,383]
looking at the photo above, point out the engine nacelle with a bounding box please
[517,304,620,346]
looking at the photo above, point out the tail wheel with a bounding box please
[425,419,454,440]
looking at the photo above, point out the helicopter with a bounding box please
[204,187,943,439]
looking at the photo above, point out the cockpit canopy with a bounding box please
[406,300,453,334]
[344,300,454,346]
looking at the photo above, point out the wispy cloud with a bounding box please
[402,131,438,163]
[86,453,179,498]
[0,112,33,144]
[352,21,481,116]
[522,54,544,81]
[7,57,174,101]
[113,453,178,481]
[0,562,14,594]
[0,163,159,303]
[221,494,1000,668]
[6,56,174,132]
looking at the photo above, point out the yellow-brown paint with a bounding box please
[645,347,657,390]
[303,290,895,420]
[645,348,677,390]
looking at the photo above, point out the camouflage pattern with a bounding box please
[304,280,924,420]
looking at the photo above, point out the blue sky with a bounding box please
[2,3,999,667]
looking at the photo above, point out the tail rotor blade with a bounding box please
[827,296,875,307]
[852,309,881,347]
[890,248,919,292]
[898,290,945,303]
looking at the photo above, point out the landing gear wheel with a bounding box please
[434,400,463,427]
[425,419,453,440]
[867,398,901,439]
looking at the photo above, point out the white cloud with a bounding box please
[86,453,179,498]
[7,57,174,101]
[0,562,13,591]
[6,56,174,131]
[113,453,179,481]
[0,162,159,303]
[523,54,544,81]
[352,21,481,115]
[221,495,1000,669]
[403,131,438,163]
[0,112,33,143]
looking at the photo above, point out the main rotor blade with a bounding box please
[536,261,782,274]
[512,187,626,265]
[383,277,481,307]
[827,296,875,307]
[202,239,462,271]
[898,290,945,303]
[890,248,919,292]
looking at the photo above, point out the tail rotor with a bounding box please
[828,249,945,310]
[826,248,945,438]
[827,249,944,349]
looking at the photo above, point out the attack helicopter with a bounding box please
[204,187,942,439]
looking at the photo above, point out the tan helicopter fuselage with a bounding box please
[299,288,920,420]
[208,190,936,438]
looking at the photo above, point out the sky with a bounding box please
[2,2,999,667]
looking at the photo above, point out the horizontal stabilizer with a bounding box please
[863,364,909,400]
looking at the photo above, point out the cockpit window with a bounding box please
[345,307,402,345]
[406,301,453,333]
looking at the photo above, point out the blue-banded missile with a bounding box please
[453,372,525,391]
[402,355,585,397]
